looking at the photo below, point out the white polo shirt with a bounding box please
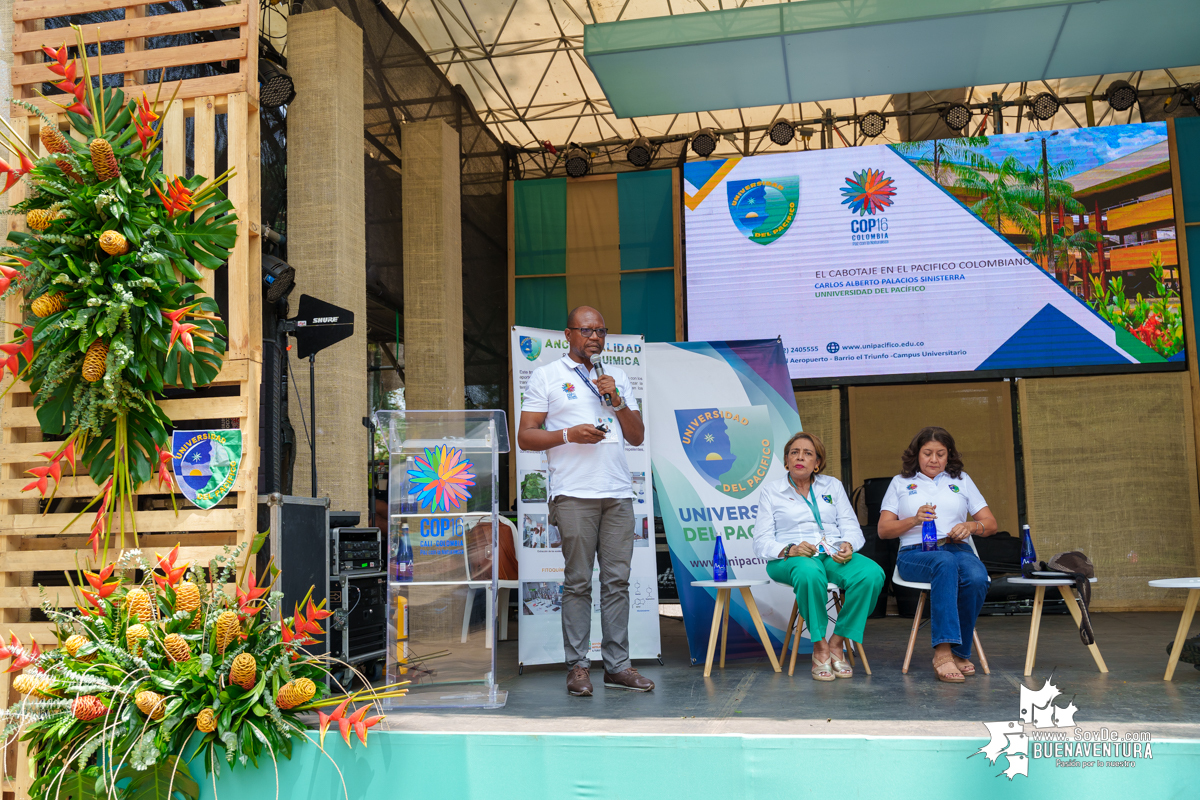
[880,470,988,547]
[752,474,864,560]
[521,354,635,500]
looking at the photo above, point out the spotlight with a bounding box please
[564,146,590,178]
[1030,91,1060,121]
[859,110,887,139]
[768,118,794,146]
[258,50,295,109]
[942,103,972,132]
[625,137,652,168]
[262,254,296,303]
[690,128,718,157]
[1105,80,1138,112]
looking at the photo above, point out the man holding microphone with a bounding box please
[518,306,653,696]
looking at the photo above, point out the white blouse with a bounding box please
[752,474,864,560]
[880,470,988,547]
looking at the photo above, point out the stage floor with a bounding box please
[384,610,1200,740]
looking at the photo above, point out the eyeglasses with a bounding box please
[567,326,608,338]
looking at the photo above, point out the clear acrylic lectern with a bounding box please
[374,410,510,709]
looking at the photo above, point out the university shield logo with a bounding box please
[674,406,774,499]
[171,430,243,510]
[727,177,799,245]
[519,335,541,361]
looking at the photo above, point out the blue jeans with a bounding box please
[896,542,989,658]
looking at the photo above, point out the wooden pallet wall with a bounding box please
[3,2,262,797]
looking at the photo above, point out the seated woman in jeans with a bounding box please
[753,432,885,681]
[878,426,997,683]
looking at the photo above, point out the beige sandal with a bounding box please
[829,645,853,679]
[811,654,836,682]
[953,655,976,677]
[933,652,965,683]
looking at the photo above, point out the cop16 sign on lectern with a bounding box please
[374,410,510,709]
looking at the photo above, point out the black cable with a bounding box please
[288,353,312,455]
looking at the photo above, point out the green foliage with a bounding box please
[1087,250,1183,358]
[520,471,547,501]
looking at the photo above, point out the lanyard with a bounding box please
[572,365,604,402]
[790,476,824,531]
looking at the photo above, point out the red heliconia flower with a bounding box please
[0,153,33,195]
[341,704,368,746]
[87,479,114,556]
[3,634,41,673]
[305,598,333,625]
[42,43,91,121]
[153,446,173,491]
[0,263,22,295]
[153,544,189,589]
[153,177,194,217]
[22,465,51,496]
[236,569,269,616]
[317,697,351,748]
[134,93,160,153]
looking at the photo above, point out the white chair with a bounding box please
[778,583,873,677]
[892,537,991,675]
[461,516,521,645]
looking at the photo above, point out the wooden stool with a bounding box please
[1148,577,1200,681]
[1008,576,1105,676]
[778,583,872,677]
[690,580,782,677]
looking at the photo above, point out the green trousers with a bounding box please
[765,553,885,643]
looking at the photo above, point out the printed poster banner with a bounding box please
[511,326,660,666]
[171,429,242,510]
[646,339,816,664]
[684,122,1183,381]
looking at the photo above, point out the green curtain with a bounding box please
[620,270,675,343]
[617,170,674,271]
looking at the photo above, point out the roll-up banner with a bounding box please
[645,339,822,664]
[511,326,661,667]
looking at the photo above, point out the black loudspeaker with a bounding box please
[262,494,330,656]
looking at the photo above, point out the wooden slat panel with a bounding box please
[1,545,229,572]
[12,38,247,87]
[14,73,247,118]
[2,394,247,429]
[0,464,255,500]
[227,93,253,359]
[195,95,217,297]
[1,359,249,403]
[0,587,75,609]
[0,507,245,536]
[13,4,247,52]
[163,100,185,178]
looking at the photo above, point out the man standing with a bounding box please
[518,306,654,696]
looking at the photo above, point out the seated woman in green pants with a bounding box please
[754,432,885,681]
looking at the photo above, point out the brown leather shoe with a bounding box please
[567,666,593,696]
[603,667,654,692]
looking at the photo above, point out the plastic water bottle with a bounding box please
[921,519,938,552]
[1020,524,1037,571]
[712,536,728,582]
[401,457,415,512]
[395,522,414,582]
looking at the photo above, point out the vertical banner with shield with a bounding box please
[645,339,810,664]
[511,326,660,667]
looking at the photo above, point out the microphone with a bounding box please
[589,354,613,406]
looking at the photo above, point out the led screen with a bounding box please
[683,123,1182,381]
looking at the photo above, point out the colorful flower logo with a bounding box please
[949,485,960,493]
[840,168,896,216]
[561,382,576,394]
[906,483,918,490]
[407,445,475,512]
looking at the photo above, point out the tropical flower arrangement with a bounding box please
[1,541,407,800]
[1087,250,1183,359]
[0,26,238,553]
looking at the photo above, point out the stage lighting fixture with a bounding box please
[690,128,718,157]
[768,118,795,146]
[859,110,887,139]
[262,254,296,303]
[1100,79,1137,113]
[942,103,972,132]
[258,56,295,109]
[625,137,652,168]
[564,146,591,178]
[1030,92,1060,121]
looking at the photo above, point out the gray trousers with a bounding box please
[548,495,634,674]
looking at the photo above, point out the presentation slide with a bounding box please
[683,123,1183,381]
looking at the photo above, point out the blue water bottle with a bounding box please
[921,519,938,552]
[712,536,728,582]
[1020,524,1037,571]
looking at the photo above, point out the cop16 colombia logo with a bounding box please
[841,168,895,245]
